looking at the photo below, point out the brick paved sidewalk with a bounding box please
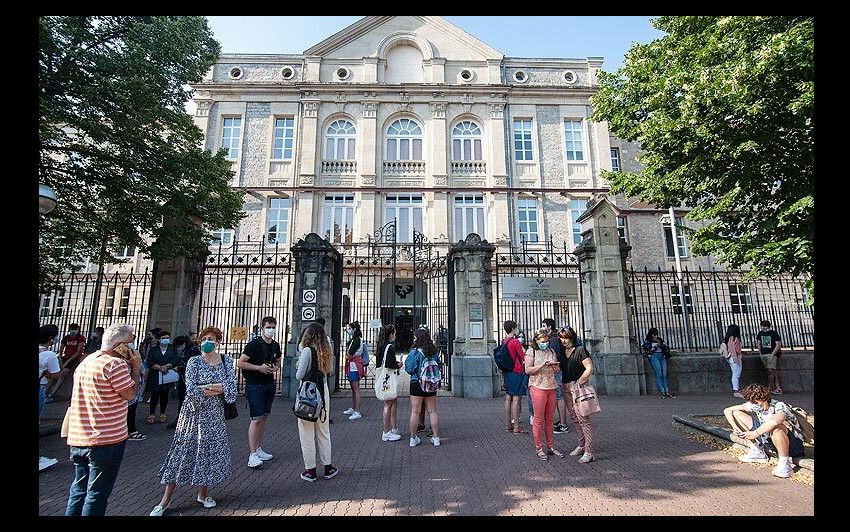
[38,392,814,516]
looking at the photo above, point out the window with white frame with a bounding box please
[325,120,356,160]
[40,294,50,317]
[118,287,130,318]
[454,194,486,240]
[513,119,533,161]
[729,284,753,314]
[322,194,355,244]
[114,246,135,259]
[385,194,424,243]
[570,199,588,245]
[517,197,539,243]
[272,117,294,159]
[54,289,65,317]
[670,284,694,315]
[211,228,234,246]
[611,148,621,172]
[663,219,689,259]
[386,119,423,161]
[104,286,116,318]
[564,120,584,161]
[617,216,628,244]
[451,121,483,161]
[267,197,291,245]
[221,117,242,159]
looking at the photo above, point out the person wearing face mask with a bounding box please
[85,327,105,354]
[343,321,365,421]
[166,336,201,430]
[541,319,570,435]
[502,320,528,434]
[149,326,237,515]
[557,327,596,463]
[238,316,282,468]
[44,323,87,403]
[375,324,401,441]
[39,324,62,471]
[524,329,564,461]
[145,330,180,424]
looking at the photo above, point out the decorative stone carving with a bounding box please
[432,92,446,99]
[434,175,448,186]
[430,102,447,119]
[362,102,377,118]
[300,174,314,185]
[489,103,505,119]
[452,179,486,187]
[303,101,319,118]
[451,161,486,176]
[362,91,377,98]
[385,179,426,187]
[493,176,507,186]
[362,175,375,185]
[320,178,355,187]
[335,91,346,111]
[195,100,212,117]
[383,161,425,176]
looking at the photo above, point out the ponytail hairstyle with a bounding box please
[376,324,396,360]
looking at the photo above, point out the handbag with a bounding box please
[375,344,398,401]
[219,356,238,420]
[158,369,179,386]
[571,380,601,417]
[292,347,326,423]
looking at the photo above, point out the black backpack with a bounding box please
[494,340,514,372]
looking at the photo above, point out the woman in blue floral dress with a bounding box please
[149,326,237,516]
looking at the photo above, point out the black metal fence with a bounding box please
[628,267,814,352]
[197,238,295,393]
[493,238,585,341]
[38,268,152,353]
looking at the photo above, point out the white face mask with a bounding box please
[263,327,276,338]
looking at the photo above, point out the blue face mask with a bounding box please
[127,341,137,350]
[200,340,216,353]
[160,339,170,346]
[517,337,525,345]
[538,342,549,350]
[70,330,79,336]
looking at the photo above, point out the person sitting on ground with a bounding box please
[45,323,87,403]
[723,383,805,478]
[39,324,62,471]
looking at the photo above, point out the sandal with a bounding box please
[128,431,147,441]
[547,448,565,458]
[512,428,529,434]
[146,415,156,424]
[536,449,549,461]
[159,414,167,423]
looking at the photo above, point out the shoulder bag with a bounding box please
[375,344,398,401]
[219,356,238,420]
[292,347,326,423]
[569,347,601,417]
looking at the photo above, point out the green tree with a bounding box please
[39,16,245,295]
[592,16,813,302]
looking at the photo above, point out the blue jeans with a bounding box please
[649,353,669,393]
[39,384,45,422]
[65,441,127,516]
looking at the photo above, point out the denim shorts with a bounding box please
[504,371,527,397]
[554,371,563,400]
[752,417,805,457]
[244,382,276,419]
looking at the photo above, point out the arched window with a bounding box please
[451,121,483,161]
[386,119,423,161]
[325,120,356,160]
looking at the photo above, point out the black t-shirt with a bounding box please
[757,330,781,355]
[560,345,590,383]
[241,337,282,384]
[376,343,400,370]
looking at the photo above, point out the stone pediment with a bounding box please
[304,16,503,62]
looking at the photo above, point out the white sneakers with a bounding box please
[772,457,795,478]
[247,452,263,468]
[197,496,217,508]
[391,428,400,435]
[410,435,421,447]
[255,447,273,461]
[431,436,441,447]
[348,411,362,420]
[569,446,584,457]
[38,456,58,472]
[578,451,595,463]
[382,431,402,441]
[342,407,355,415]
[529,415,534,425]
[738,445,769,464]
[149,504,168,516]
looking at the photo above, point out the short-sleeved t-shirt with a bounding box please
[503,337,525,374]
[39,346,60,385]
[241,337,282,385]
[561,345,590,383]
[62,334,86,360]
[757,330,781,355]
[66,353,134,447]
[741,400,804,441]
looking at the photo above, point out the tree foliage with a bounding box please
[592,16,813,301]
[39,16,245,295]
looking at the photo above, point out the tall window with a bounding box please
[385,194,424,243]
[54,289,65,317]
[451,121,483,161]
[272,117,294,159]
[564,120,584,161]
[513,119,533,161]
[267,197,291,245]
[617,216,628,244]
[517,197,539,243]
[454,194,486,240]
[118,287,130,318]
[325,120,356,160]
[729,284,753,314]
[386,119,423,161]
[570,199,588,245]
[663,219,689,259]
[103,286,116,318]
[611,148,621,172]
[221,117,242,159]
[322,194,355,243]
[40,294,51,317]
[211,228,234,246]
[670,285,693,315]
[114,246,135,259]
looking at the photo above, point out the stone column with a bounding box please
[430,100,448,186]
[146,254,205,339]
[285,233,341,397]
[574,197,641,395]
[448,233,499,398]
[299,94,320,185]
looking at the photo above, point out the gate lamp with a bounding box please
[39,184,57,215]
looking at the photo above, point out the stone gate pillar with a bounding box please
[574,197,642,395]
[286,233,341,398]
[448,233,499,398]
[146,255,205,339]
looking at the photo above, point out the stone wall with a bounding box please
[536,105,565,188]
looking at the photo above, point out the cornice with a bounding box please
[217,54,304,63]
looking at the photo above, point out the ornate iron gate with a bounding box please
[197,238,296,393]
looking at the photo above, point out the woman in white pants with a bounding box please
[720,324,744,398]
[295,323,339,482]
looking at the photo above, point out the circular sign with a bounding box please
[302,307,316,321]
[303,289,316,303]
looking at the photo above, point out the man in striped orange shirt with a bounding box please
[64,323,141,516]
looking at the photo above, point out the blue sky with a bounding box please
[205,16,666,72]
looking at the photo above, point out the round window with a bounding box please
[280,66,295,80]
[563,70,577,84]
[336,67,351,81]
[228,67,243,80]
[513,71,528,83]
[460,69,473,81]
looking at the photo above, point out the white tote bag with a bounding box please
[159,369,179,386]
[374,344,398,401]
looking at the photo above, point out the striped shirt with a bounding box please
[66,352,134,447]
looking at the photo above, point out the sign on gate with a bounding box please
[302,289,316,304]
[302,306,316,321]
[501,277,578,301]
[230,327,249,340]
